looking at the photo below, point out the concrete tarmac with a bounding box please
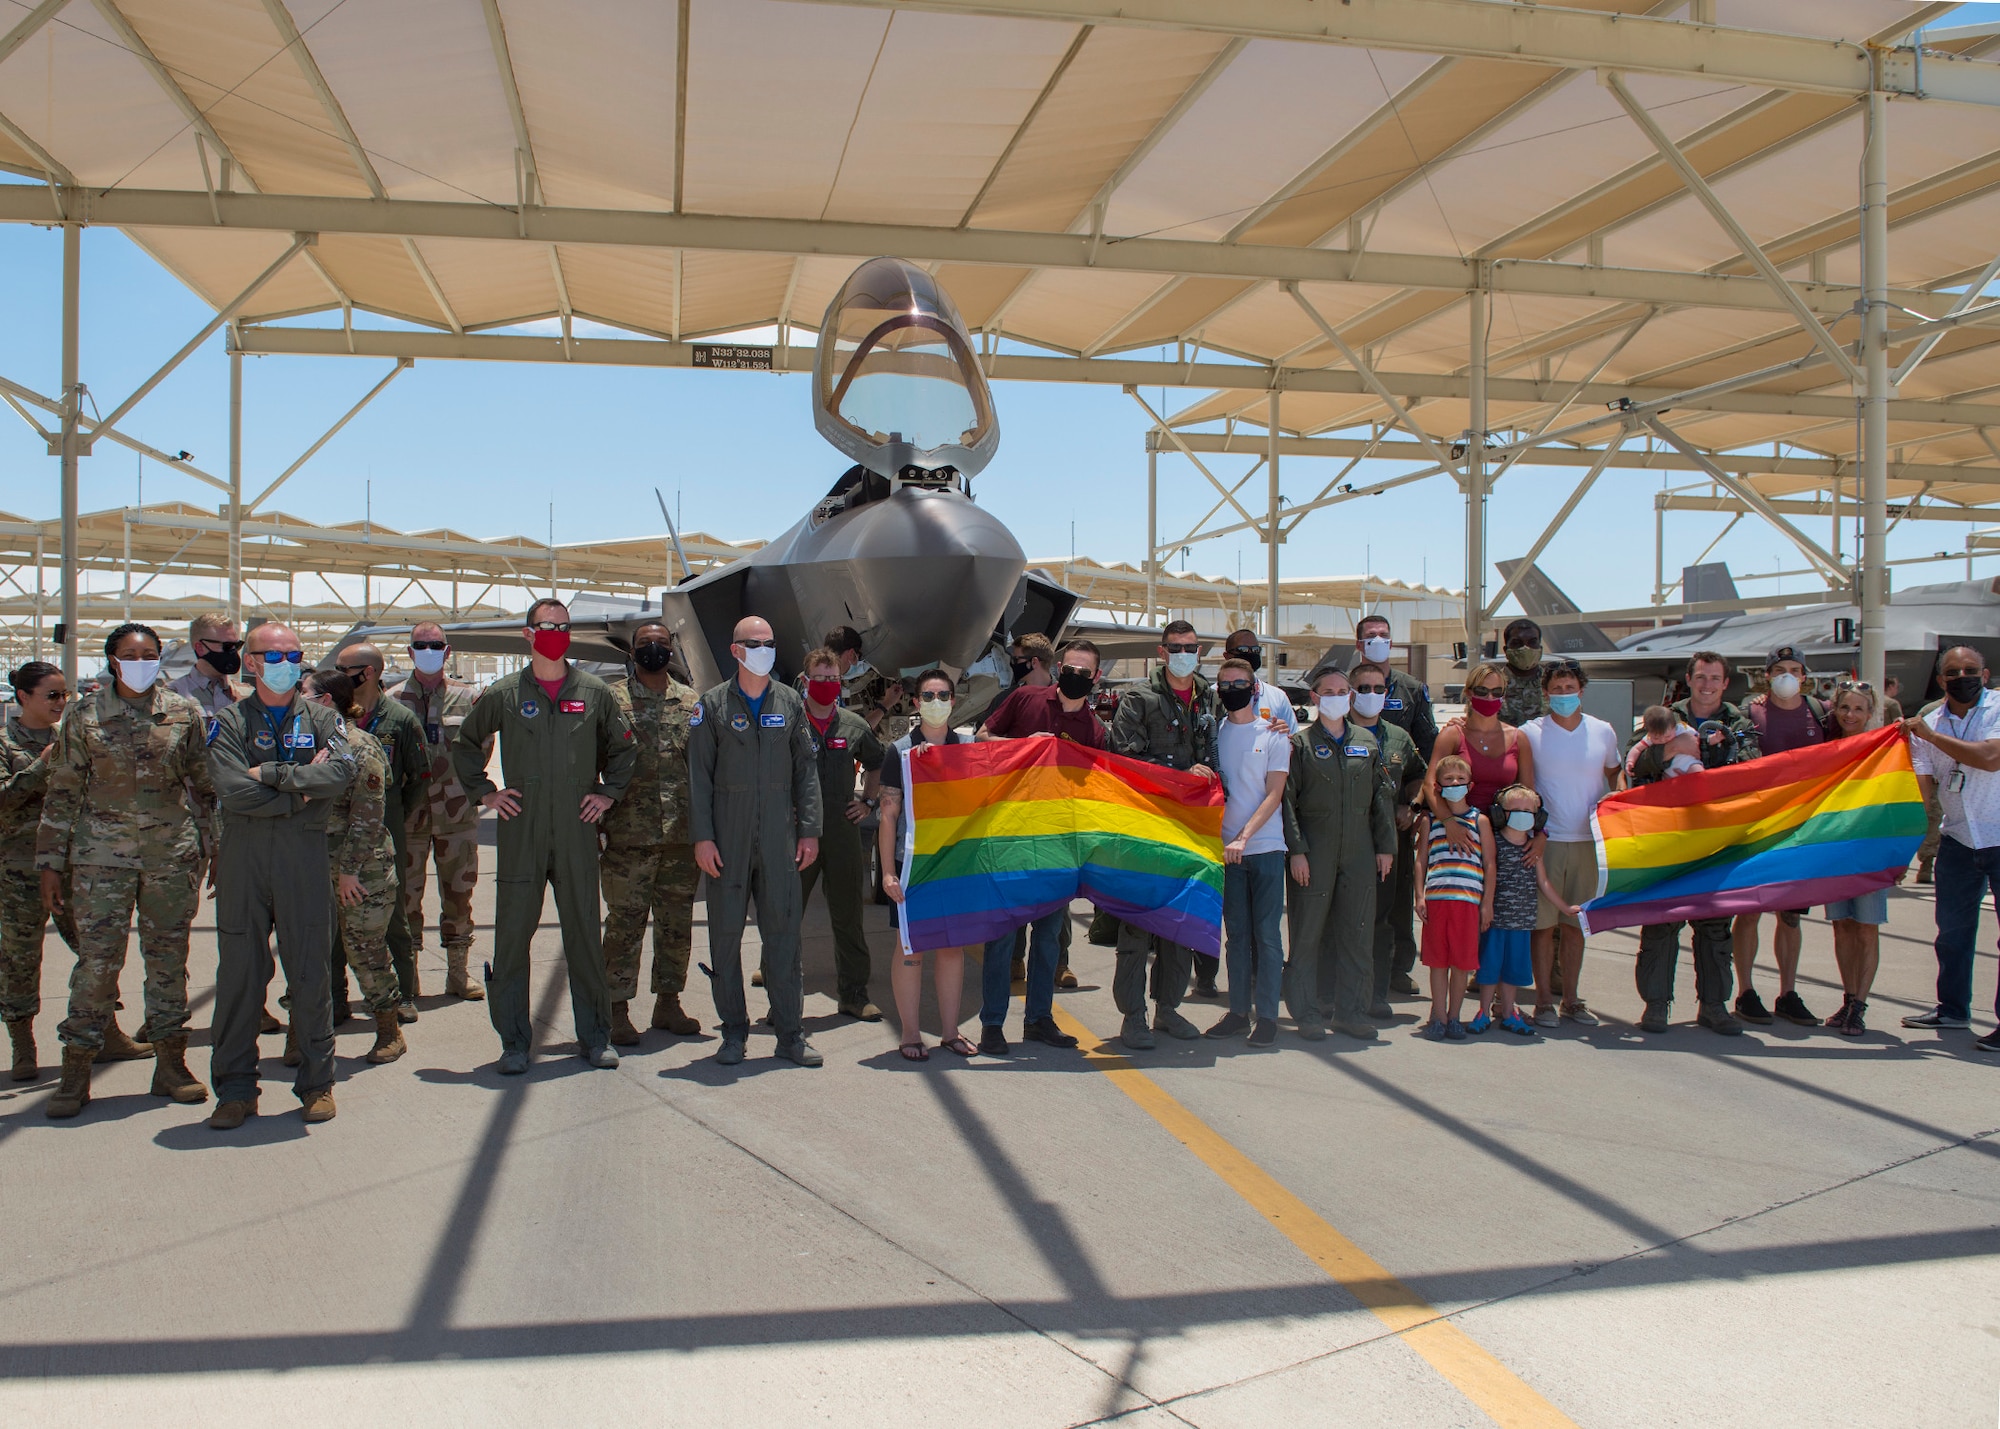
[1,826,1995,1427]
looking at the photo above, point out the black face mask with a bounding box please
[1945,673,1985,705]
[1218,684,1256,712]
[1227,647,1261,672]
[1011,658,1033,682]
[633,642,673,673]
[1056,668,1094,701]
[203,646,242,676]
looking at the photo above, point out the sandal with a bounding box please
[899,1041,930,1061]
[936,1035,978,1057]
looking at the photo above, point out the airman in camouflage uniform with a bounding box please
[318,715,408,1063]
[1498,618,1547,727]
[602,639,702,1042]
[36,669,215,1115]
[394,659,488,999]
[3,685,79,1080]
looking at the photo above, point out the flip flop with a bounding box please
[899,1041,929,1061]
[936,1035,977,1057]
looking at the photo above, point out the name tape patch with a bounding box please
[760,713,786,728]
[559,699,586,714]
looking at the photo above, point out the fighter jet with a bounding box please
[332,257,1077,693]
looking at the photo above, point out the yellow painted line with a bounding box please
[1049,1006,1577,1429]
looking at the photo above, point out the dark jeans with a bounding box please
[1932,835,2000,1023]
[1224,851,1286,1021]
[981,909,1062,1028]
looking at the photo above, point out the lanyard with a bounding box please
[256,700,301,763]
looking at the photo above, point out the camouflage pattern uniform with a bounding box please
[324,726,402,1013]
[2,714,78,1025]
[394,674,486,960]
[35,683,214,1052]
[1499,663,1546,727]
[601,674,701,1001]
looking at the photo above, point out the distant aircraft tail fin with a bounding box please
[1492,558,1620,654]
[1680,561,1743,616]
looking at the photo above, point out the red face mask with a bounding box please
[531,629,571,662]
[1468,694,1503,718]
[806,678,842,707]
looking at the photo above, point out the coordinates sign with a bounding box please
[691,344,774,371]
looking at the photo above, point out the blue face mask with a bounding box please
[1547,692,1583,718]
[1440,784,1470,804]
[261,660,302,695]
[1166,651,1199,679]
[1507,809,1539,831]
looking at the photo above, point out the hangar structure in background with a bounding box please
[4,1,2000,685]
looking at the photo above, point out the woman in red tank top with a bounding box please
[1428,662,1537,814]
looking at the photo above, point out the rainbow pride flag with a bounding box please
[1578,723,1926,935]
[901,738,1225,955]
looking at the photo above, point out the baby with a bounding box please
[1626,705,1704,781]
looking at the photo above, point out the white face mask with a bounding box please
[1166,651,1199,679]
[1360,636,1392,663]
[1351,690,1387,719]
[410,648,447,675]
[738,646,777,678]
[1768,672,1802,700]
[1317,693,1350,721]
[115,658,161,692]
[919,694,953,728]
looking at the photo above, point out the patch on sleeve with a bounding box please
[205,718,220,746]
[689,704,704,727]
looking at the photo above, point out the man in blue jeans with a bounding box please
[1903,645,2000,1052]
[1205,656,1292,1046]
[972,640,1106,1055]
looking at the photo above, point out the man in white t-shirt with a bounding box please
[1519,660,1624,1028]
[1207,656,1291,1046]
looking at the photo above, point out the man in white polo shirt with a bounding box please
[1904,645,2000,1053]
[1519,659,1624,1027]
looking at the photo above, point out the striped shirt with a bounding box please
[1423,811,1485,905]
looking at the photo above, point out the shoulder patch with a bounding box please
[689,703,704,726]
[205,717,220,746]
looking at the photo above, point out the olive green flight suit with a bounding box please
[687,678,822,1044]
[207,692,356,1104]
[799,705,886,1005]
[452,666,636,1057]
[333,694,427,1005]
[1356,717,1424,1004]
[1282,719,1394,1030]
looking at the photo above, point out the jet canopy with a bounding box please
[813,257,999,481]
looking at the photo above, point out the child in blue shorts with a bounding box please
[1473,785,1579,1036]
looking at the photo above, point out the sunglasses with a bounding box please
[197,639,243,653]
[257,650,304,665]
[735,638,777,650]
[411,640,447,652]
[529,621,571,633]
[918,692,953,704]
[1352,682,1386,694]
[336,664,372,679]
[1164,642,1200,653]
[1217,680,1253,692]
[1468,683,1504,698]
[33,687,67,700]
[1059,665,1094,680]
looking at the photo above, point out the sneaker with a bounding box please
[1697,1003,1744,1036]
[1204,1011,1251,1039]
[1466,1011,1492,1035]
[1734,990,1774,1025]
[978,1025,1011,1056]
[1841,999,1867,1038]
[1443,1019,1468,1041]
[1247,1019,1277,1047]
[497,1049,529,1075]
[1902,1007,1971,1029]
[1119,1012,1156,1051]
[777,1036,823,1068]
[1423,1019,1450,1042]
[1500,1014,1539,1037]
[584,1044,619,1069]
[1561,1001,1600,1027]
[1772,990,1817,1027]
[1976,1028,2000,1053]
[1533,1005,1560,1029]
[1022,1018,1078,1049]
[715,1038,746,1066]
[1640,1000,1670,1034]
[1153,1008,1201,1040]
[1391,974,1422,998]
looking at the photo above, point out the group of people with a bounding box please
[4,604,1995,1131]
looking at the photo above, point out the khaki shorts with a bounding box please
[1536,840,1600,930]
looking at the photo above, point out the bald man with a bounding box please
[689,616,824,1067]
[206,622,357,1129]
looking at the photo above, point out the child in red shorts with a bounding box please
[1415,754,1494,1040]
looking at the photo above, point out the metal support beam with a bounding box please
[1861,83,1891,691]
[228,349,242,628]
[1145,445,1157,624]
[86,233,308,447]
[1643,417,1850,586]
[1466,285,1487,655]
[1266,390,1280,639]
[58,222,78,683]
[0,0,71,67]
[244,359,412,513]
[1284,283,1461,475]
[0,373,228,490]
[1484,428,1628,619]
[1606,71,1863,387]
[1126,388,1262,531]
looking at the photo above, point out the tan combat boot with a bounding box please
[149,1033,209,1104]
[7,1018,35,1082]
[446,947,484,1001]
[283,1021,302,1068]
[44,1045,94,1118]
[650,993,700,1036]
[365,1009,406,1064]
[609,1001,642,1046]
[208,1096,258,1130]
[99,1016,151,1062]
[301,1087,336,1124]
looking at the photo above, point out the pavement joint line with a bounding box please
[1047,1006,1580,1429]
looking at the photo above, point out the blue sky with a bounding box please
[0,122,1989,619]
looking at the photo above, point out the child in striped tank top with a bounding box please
[1415,755,1494,1039]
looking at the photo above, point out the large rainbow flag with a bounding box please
[1578,723,1926,935]
[901,738,1225,955]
